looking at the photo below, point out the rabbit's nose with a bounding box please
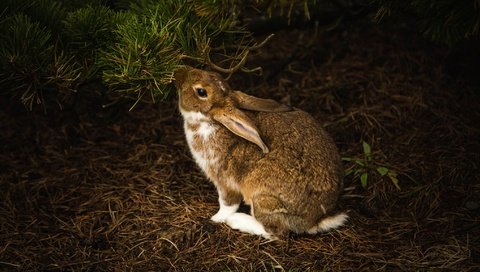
[173,69,188,88]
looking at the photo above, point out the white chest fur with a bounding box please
[180,110,219,175]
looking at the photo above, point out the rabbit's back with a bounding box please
[219,110,343,218]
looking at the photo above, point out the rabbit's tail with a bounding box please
[307,212,348,234]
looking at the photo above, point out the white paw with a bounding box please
[211,203,239,223]
[225,213,271,239]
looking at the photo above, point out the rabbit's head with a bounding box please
[174,66,290,153]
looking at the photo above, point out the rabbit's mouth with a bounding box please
[179,107,210,123]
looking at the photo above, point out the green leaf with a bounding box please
[376,166,389,176]
[362,141,371,160]
[342,157,365,166]
[344,168,354,176]
[360,172,368,188]
[355,160,366,167]
[388,171,401,190]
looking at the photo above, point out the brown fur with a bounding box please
[175,67,343,237]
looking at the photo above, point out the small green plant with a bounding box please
[343,141,400,190]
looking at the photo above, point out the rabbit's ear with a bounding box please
[212,107,269,153]
[232,91,292,112]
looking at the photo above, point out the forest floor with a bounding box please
[1,19,479,271]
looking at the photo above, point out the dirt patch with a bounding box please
[1,20,479,271]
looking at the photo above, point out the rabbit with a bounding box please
[174,66,347,238]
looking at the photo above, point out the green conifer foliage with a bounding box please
[0,14,81,109]
[0,0,256,110]
[2,0,476,110]
[98,13,180,105]
[372,0,480,45]
[63,6,121,79]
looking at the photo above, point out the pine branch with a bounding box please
[98,14,181,103]
[0,14,80,109]
[0,0,327,110]
[371,0,480,45]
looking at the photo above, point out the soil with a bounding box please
[1,19,479,271]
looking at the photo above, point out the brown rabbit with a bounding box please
[174,66,347,238]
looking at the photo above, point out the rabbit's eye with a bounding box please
[195,87,208,98]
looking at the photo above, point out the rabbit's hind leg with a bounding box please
[251,194,304,237]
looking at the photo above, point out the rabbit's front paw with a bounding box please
[211,203,239,223]
[225,212,271,239]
